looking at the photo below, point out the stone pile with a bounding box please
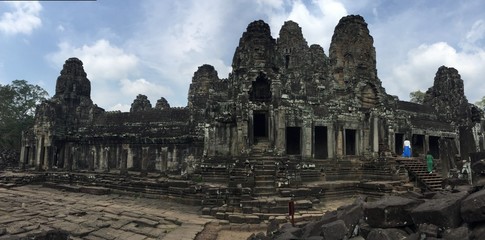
[249,187,485,239]
[0,149,19,170]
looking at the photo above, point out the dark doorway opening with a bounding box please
[286,127,301,155]
[345,129,356,155]
[429,136,440,158]
[253,112,267,139]
[314,126,328,159]
[412,134,425,157]
[395,133,404,155]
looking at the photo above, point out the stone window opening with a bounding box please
[249,73,272,102]
[285,55,290,69]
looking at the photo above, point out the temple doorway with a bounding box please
[253,112,268,140]
[429,136,440,158]
[395,133,404,155]
[412,134,425,157]
[345,129,356,155]
[314,126,328,159]
[286,127,301,155]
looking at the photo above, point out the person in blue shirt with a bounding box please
[402,139,411,157]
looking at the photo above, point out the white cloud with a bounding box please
[256,0,284,9]
[108,103,130,112]
[388,42,485,103]
[466,20,485,44]
[47,39,139,82]
[120,78,172,99]
[0,1,42,35]
[263,0,348,50]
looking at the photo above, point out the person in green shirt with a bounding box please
[426,151,434,173]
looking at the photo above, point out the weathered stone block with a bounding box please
[228,214,259,224]
[338,203,363,236]
[418,223,439,238]
[274,223,302,240]
[320,219,348,240]
[470,222,485,240]
[461,189,485,223]
[364,196,422,228]
[442,226,470,240]
[411,192,468,228]
[366,228,408,240]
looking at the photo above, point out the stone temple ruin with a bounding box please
[18,15,485,211]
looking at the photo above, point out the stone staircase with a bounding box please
[251,139,277,196]
[396,157,443,191]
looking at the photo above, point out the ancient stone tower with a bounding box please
[22,15,483,185]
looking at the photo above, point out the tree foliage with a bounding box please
[475,96,485,110]
[409,90,425,104]
[0,80,48,150]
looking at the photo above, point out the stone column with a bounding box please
[36,137,44,170]
[103,146,110,172]
[89,148,95,171]
[161,147,168,172]
[140,147,148,176]
[120,145,128,175]
[336,127,344,157]
[172,146,178,171]
[425,135,430,155]
[127,146,133,169]
[276,110,285,154]
[373,117,379,153]
[20,145,26,169]
[327,125,334,159]
[302,124,312,158]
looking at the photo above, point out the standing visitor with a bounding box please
[402,139,411,157]
[426,151,434,173]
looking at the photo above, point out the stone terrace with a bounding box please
[0,185,213,240]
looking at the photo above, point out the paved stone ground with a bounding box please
[0,185,216,240]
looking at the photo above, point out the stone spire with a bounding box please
[277,20,310,70]
[54,57,91,101]
[155,97,170,110]
[130,94,152,112]
[329,15,378,87]
[232,20,277,70]
[188,64,219,111]
[423,66,470,123]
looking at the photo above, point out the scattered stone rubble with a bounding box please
[0,149,19,170]
[250,187,485,240]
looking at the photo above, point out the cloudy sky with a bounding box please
[1,0,484,111]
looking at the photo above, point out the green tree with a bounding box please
[475,96,485,110]
[0,80,48,150]
[410,90,425,104]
